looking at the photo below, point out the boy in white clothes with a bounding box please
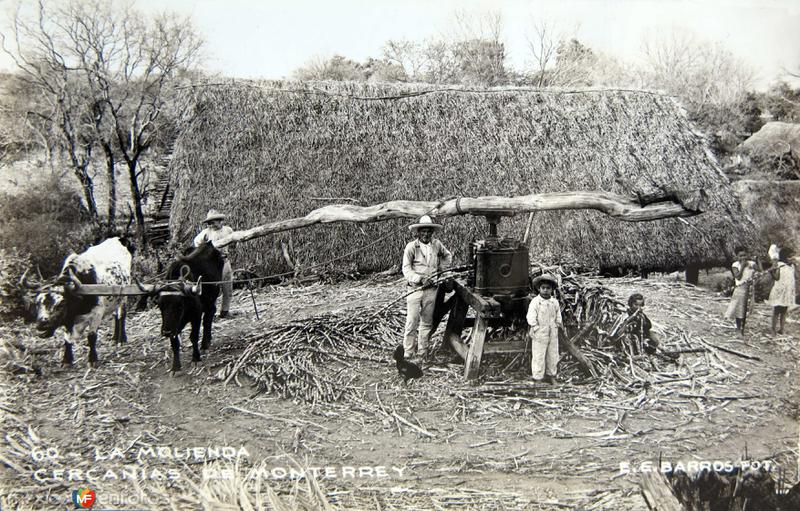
[527,273,562,384]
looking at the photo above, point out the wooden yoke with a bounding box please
[68,284,156,296]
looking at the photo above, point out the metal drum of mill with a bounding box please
[471,237,530,296]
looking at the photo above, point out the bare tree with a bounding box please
[551,38,597,87]
[362,57,407,83]
[294,54,364,81]
[524,19,613,88]
[421,40,459,84]
[525,19,559,87]
[99,9,202,241]
[642,29,754,109]
[382,40,426,82]
[381,11,508,87]
[448,10,507,86]
[0,71,57,163]
[2,0,104,222]
[2,0,203,240]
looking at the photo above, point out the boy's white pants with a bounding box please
[404,287,437,357]
[530,325,559,379]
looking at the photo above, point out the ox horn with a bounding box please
[19,268,53,292]
[66,268,83,289]
[20,269,37,289]
[188,276,203,296]
[179,265,192,281]
[134,277,158,296]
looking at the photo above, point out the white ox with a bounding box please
[30,237,132,367]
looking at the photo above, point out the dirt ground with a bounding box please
[1,275,798,510]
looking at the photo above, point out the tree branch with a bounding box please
[213,190,705,248]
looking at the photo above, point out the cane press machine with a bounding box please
[433,210,533,379]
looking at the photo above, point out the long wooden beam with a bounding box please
[212,190,705,247]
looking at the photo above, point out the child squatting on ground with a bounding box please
[527,273,562,384]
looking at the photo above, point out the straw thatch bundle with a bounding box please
[733,179,800,249]
[735,122,800,179]
[738,122,800,161]
[168,80,755,275]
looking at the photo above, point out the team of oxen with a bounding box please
[22,238,226,371]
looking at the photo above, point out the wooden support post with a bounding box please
[522,211,537,245]
[464,315,488,380]
[685,263,699,285]
[443,294,469,359]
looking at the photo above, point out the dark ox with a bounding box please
[158,240,224,371]
[27,237,132,367]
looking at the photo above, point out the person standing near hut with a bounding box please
[766,224,785,264]
[768,247,796,335]
[724,247,758,335]
[194,209,235,319]
[402,215,452,361]
[527,274,562,384]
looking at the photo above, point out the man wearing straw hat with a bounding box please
[194,209,235,319]
[402,215,452,362]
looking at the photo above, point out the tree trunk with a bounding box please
[74,165,99,222]
[213,190,706,248]
[126,160,147,244]
[103,144,116,234]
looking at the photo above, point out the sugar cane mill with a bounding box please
[19,189,702,376]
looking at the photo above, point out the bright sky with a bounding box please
[1,0,799,89]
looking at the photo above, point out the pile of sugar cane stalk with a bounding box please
[212,306,404,403]
[532,267,682,384]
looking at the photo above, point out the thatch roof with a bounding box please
[737,122,800,160]
[732,179,800,249]
[168,81,756,274]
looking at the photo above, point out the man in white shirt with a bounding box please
[194,209,234,318]
[401,215,452,361]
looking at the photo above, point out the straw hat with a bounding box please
[203,209,226,223]
[531,273,558,290]
[408,215,442,232]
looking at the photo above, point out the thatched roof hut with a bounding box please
[735,122,800,180]
[167,81,756,275]
[738,122,800,160]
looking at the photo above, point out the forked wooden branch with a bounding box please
[213,190,705,248]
